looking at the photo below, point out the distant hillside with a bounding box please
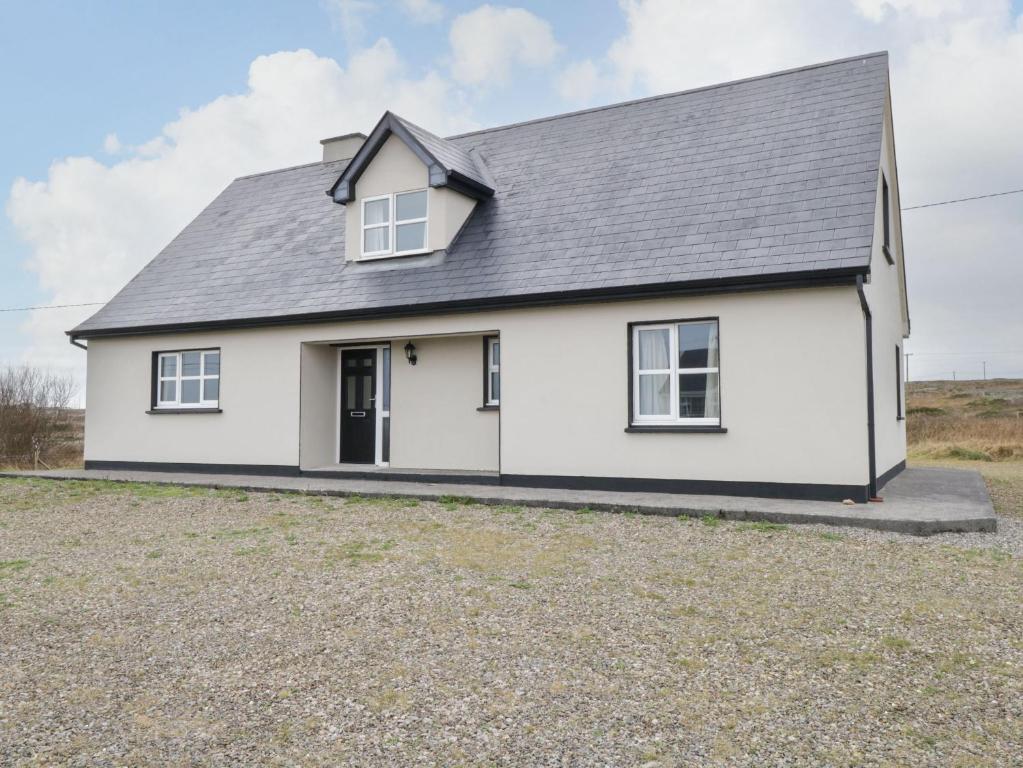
[907,379,1023,461]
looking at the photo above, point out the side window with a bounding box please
[153,349,220,410]
[484,336,500,406]
[896,345,903,420]
[882,173,893,264]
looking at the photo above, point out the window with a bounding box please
[631,320,720,425]
[882,173,893,263]
[155,350,220,409]
[896,345,903,420]
[484,336,500,406]
[360,190,428,259]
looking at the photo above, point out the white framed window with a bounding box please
[631,320,719,425]
[361,194,391,257]
[155,349,220,409]
[485,336,500,406]
[360,189,428,259]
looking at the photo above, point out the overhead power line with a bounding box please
[0,301,105,313]
[902,187,1023,211]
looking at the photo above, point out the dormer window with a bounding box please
[361,189,428,259]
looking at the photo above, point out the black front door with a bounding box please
[340,349,376,463]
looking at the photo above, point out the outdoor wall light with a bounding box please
[404,341,417,366]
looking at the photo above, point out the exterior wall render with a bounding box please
[84,285,869,487]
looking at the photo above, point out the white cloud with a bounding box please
[449,5,562,86]
[852,0,967,23]
[557,59,602,105]
[7,43,475,376]
[401,0,444,24]
[322,0,376,46]
[607,0,879,94]
[102,133,122,155]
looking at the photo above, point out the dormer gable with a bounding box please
[327,112,494,262]
[328,112,494,204]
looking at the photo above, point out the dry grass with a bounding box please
[906,379,1023,519]
[907,379,1023,461]
[1,478,1021,766]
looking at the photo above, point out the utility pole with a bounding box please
[904,351,913,383]
[983,361,987,380]
[952,370,956,382]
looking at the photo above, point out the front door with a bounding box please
[340,349,376,463]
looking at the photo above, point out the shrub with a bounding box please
[0,366,78,469]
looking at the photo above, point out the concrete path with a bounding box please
[1,466,996,535]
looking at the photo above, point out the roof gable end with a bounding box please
[328,112,494,204]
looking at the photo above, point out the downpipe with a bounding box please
[856,275,878,500]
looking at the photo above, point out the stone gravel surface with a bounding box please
[1,478,1021,767]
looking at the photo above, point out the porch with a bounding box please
[298,332,499,473]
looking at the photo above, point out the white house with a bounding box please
[69,52,909,502]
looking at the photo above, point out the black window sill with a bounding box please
[477,405,499,412]
[147,408,223,415]
[625,425,727,433]
[882,244,893,264]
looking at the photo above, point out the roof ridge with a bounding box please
[394,113,477,162]
[446,51,888,141]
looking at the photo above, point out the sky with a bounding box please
[2,0,1022,389]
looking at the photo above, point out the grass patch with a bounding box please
[323,539,395,567]
[344,494,420,510]
[144,550,163,560]
[491,505,523,515]
[438,495,476,505]
[817,648,881,670]
[0,559,30,579]
[817,531,844,542]
[700,515,722,527]
[737,521,788,533]
[881,635,912,651]
[907,406,945,416]
[212,526,271,540]
[926,446,992,462]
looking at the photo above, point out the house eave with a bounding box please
[67,266,866,340]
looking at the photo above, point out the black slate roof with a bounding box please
[72,52,889,336]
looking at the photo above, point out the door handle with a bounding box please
[350,411,366,417]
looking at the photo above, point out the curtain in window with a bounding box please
[637,328,671,416]
[637,328,670,369]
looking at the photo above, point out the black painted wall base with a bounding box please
[83,460,873,503]
[877,459,906,491]
[501,473,870,503]
[85,460,300,477]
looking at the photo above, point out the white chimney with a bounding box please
[320,132,367,163]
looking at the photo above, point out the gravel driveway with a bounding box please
[1,478,1021,766]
